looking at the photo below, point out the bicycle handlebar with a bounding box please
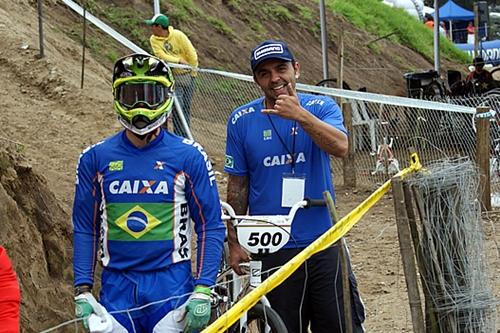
[220,198,327,254]
[304,198,327,208]
[220,198,326,226]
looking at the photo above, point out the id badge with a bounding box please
[281,173,306,207]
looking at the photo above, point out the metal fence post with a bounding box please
[81,3,87,89]
[37,0,44,58]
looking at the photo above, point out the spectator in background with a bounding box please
[0,246,20,333]
[424,13,434,29]
[439,21,449,38]
[145,13,198,138]
[467,21,475,44]
[466,56,494,93]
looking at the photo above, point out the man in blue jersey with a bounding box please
[72,53,225,333]
[224,40,365,333]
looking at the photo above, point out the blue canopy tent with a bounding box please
[437,0,473,21]
[433,0,474,41]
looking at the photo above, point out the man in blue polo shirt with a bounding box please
[224,40,365,333]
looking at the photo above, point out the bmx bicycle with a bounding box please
[210,198,326,333]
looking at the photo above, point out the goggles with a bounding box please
[115,81,172,110]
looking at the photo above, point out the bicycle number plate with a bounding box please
[237,217,291,254]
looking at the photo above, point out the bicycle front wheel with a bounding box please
[232,304,288,333]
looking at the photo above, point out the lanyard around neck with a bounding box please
[267,114,297,173]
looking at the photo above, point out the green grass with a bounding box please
[163,0,205,27]
[326,0,470,63]
[249,21,266,38]
[297,4,315,22]
[72,0,471,72]
[82,0,150,50]
[105,49,120,63]
[226,0,242,10]
[264,4,294,22]
[367,42,382,54]
[207,17,237,40]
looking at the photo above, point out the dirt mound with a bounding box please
[0,143,73,332]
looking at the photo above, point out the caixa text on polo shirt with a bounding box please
[263,152,306,167]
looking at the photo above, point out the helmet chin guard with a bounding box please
[117,114,167,136]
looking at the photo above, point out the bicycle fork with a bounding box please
[236,260,272,333]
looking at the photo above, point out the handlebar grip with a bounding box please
[304,198,327,208]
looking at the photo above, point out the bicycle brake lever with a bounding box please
[238,262,250,274]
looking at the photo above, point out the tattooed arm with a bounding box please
[297,111,347,157]
[225,174,250,275]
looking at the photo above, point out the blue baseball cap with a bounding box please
[250,40,294,72]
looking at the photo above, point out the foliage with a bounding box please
[71,0,472,73]
[327,0,470,63]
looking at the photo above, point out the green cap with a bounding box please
[144,14,170,28]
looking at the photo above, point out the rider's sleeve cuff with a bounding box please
[194,285,211,296]
[74,284,92,296]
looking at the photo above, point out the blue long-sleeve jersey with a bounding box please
[72,130,225,288]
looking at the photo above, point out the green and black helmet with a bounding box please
[112,53,175,135]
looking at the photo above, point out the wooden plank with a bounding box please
[403,182,440,333]
[342,102,356,188]
[475,107,492,211]
[392,177,425,333]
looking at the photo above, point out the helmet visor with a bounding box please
[116,81,170,110]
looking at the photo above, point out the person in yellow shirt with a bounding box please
[145,13,198,138]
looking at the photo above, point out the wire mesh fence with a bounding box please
[407,159,498,332]
[179,67,499,199]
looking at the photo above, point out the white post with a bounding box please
[434,0,440,75]
[153,0,160,14]
[173,95,194,140]
[319,0,329,81]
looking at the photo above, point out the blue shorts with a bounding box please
[99,261,193,332]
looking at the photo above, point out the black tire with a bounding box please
[230,303,288,333]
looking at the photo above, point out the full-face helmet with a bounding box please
[112,54,175,135]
